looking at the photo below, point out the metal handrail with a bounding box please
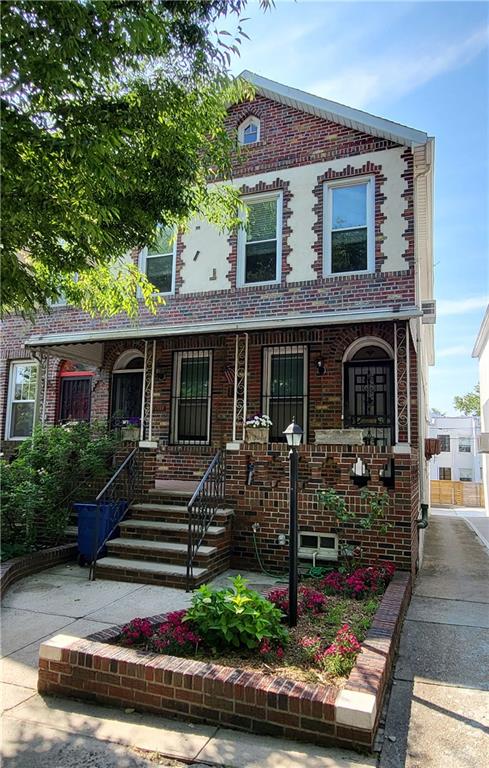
[186,450,225,591]
[89,447,139,581]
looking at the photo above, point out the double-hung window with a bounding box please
[140,226,176,295]
[6,361,39,439]
[437,434,450,452]
[238,193,282,286]
[324,178,374,275]
[458,437,471,453]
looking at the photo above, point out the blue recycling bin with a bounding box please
[74,501,127,565]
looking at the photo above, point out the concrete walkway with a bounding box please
[1,563,374,768]
[380,515,489,768]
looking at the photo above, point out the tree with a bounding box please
[431,408,446,417]
[1,1,270,317]
[453,384,480,417]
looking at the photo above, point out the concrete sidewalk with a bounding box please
[380,516,489,768]
[0,563,373,768]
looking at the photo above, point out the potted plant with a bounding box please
[121,417,141,442]
[244,414,272,444]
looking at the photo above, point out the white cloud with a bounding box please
[437,296,489,317]
[309,25,489,108]
[437,345,472,359]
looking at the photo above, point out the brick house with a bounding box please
[0,72,435,587]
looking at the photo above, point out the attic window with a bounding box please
[238,116,260,145]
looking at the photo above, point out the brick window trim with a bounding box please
[38,572,410,751]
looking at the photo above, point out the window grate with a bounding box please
[262,345,308,442]
[171,350,212,445]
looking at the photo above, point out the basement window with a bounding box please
[298,531,338,561]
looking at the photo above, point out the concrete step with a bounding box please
[119,520,226,536]
[106,537,217,558]
[94,556,207,588]
[130,503,234,523]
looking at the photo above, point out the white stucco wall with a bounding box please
[428,415,482,483]
[179,147,409,293]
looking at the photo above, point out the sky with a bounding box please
[227,0,489,415]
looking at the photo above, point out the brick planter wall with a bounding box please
[0,543,77,598]
[38,571,410,751]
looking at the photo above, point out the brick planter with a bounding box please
[1,543,77,599]
[38,571,411,751]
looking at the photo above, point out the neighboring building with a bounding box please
[473,306,489,515]
[0,72,435,584]
[428,414,481,483]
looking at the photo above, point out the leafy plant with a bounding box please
[184,575,288,651]
[317,488,353,523]
[268,585,328,617]
[0,422,121,557]
[359,489,392,533]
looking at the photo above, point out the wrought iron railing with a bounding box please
[89,447,139,581]
[186,450,225,591]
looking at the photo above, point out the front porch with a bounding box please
[30,321,421,588]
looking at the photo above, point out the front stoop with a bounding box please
[92,485,233,589]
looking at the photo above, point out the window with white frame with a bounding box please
[458,437,471,453]
[459,468,472,481]
[171,350,212,444]
[238,116,260,145]
[238,193,282,286]
[437,434,450,452]
[140,226,176,294]
[6,361,39,439]
[324,178,374,275]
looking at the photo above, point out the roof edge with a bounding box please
[238,70,429,148]
[472,305,489,358]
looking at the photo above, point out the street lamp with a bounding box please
[283,419,303,627]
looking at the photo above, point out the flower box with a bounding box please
[121,426,140,442]
[244,426,269,444]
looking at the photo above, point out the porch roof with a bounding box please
[25,306,422,360]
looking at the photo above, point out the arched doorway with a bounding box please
[343,338,395,446]
[111,351,144,426]
[58,360,94,423]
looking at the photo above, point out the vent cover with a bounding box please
[421,300,436,324]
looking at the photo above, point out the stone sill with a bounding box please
[38,572,411,751]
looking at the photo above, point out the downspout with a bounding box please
[417,503,429,529]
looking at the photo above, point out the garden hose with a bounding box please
[251,527,288,582]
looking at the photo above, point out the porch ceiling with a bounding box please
[24,306,422,349]
[30,341,104,366]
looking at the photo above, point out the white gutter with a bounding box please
[25,306,422,348]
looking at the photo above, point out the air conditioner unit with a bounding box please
[421,300,436,324]
[298,532,338,562]
[478,433,489,453]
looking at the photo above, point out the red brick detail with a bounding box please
[311,161,389,276]
[226,178,293,287]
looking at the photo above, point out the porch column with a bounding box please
[232,333,248,442]
[140,339,157,447]
[34,350,50,428]
[394,321,410,448]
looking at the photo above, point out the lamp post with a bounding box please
[283,419,303,627]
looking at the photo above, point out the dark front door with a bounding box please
[344,361,394,446]
[111,371,143,422]
[59,377,91,422]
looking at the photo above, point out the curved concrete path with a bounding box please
[380,516,489,768]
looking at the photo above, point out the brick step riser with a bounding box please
[129,511,231,525]
[93,567,194,590]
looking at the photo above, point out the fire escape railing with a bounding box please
[89,447,139,581]
[186,450,225,591]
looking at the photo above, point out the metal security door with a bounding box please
[344,361,394,446]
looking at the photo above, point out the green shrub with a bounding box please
[184,574,288,651]
[0,422,121,559]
